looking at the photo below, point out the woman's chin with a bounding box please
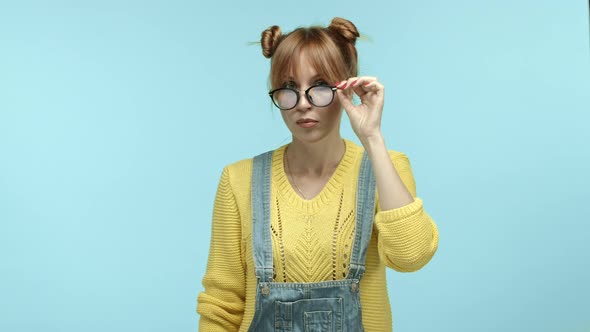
[291,131,337,145]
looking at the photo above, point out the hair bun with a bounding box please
[328,17,359,45]
[261,25,282,58]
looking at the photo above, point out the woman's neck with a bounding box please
[285,135,346,178]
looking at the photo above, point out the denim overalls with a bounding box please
[248,149,376,332]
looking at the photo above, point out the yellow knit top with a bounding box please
[197,139,439,331]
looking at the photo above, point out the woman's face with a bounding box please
[278,52,344,144]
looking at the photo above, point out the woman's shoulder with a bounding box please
[220,146,282,179]
[222,157,253,177]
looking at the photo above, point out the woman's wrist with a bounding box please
[360,132,385,152]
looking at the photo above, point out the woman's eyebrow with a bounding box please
[281,75,324,86]
[281,79,296,87]
[309,75,323,82]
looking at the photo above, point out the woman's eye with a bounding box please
[283,81,297,88]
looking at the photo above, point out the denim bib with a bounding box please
[248,149,376,332]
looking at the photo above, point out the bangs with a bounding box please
[270,28,351,89]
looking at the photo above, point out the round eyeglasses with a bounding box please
[268,85,338,110]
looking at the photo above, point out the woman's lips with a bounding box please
[297,121,318,128]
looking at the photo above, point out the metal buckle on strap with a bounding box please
[261,284,270,296]
[351,281,359,293]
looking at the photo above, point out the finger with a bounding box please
[335,77,358,89]
[357,76,378,83]
[351,77,379,94]
[336,89,356,114]
[351,80,369,97]
[352,76,378,87]
[337,76,377,88]
[334,80,357,102]
[359,81,384,94]
[335,78,362,100]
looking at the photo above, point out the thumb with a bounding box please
[337,89,355,117]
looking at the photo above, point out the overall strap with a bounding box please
[347,151,377,280]
[251,150,274,282]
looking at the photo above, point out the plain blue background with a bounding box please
[1,0,589,331]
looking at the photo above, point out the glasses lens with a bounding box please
[308,86,334,107]
[272,89,297,110]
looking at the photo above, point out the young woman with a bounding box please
[197,17,439,332]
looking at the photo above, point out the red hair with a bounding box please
[261,17,360,89]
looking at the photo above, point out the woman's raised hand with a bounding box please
[335,76,385,143]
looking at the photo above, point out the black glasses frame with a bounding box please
[268,84,338,110]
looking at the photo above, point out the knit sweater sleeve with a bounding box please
[373,151,439,272]
[197,166,245,331]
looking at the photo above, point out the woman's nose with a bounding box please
[296,91,313,110]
